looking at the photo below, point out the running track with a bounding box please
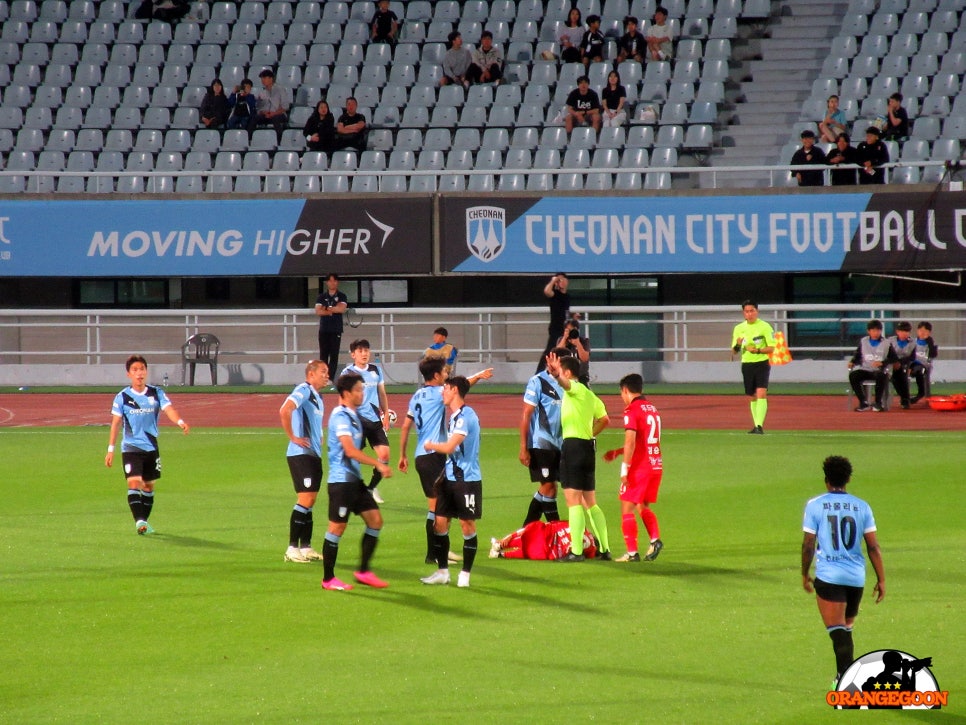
[1,393,963,431]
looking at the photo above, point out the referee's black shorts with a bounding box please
[560,438,596,491]
[741,360,771,396]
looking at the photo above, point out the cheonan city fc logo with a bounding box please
[828,649,948,709]
[465,206,505,263]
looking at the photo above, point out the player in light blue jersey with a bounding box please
[802,456,886,681]
[105,355,190,535]
[518,347,569,525]
[398,358,492,563]
[420,376,483,588]
[278,360,328,564]
[340,339,390,501]
[320,372,393,591]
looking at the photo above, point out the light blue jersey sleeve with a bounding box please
[445,405,482,482]
[522,372,563,450]
[285,383,324,459]
[407,385,447,454]
[327,405,364,483]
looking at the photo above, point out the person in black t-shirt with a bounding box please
[536,273,572,374]
[314,273,349,378]
[883,92,910,141]
[564,75,602,134]
[579,15,605,68]
[335,97,367,152]
[790,129,827,187]
[616,16,646,64]
[827,133,859,186]
[370,0,398,46]
[856,126,889,184]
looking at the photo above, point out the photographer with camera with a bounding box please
[556,314,591,386]
[536,273,571,373]
[226,79,256,130]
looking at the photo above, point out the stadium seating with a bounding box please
[0,0,963,193]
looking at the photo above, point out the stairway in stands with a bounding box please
[709,0,850,187]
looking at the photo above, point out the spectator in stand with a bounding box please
[616,16,646,64]
[135,0,189,22]
[645,6,674,61]
[441,31,472,88]
[199,78,230,129]
[559,7,585,64]
[226,79,256,130]
[827,133,859,186]
[882,93,910,141]
[601,70,628,128]
[249,69,290,142]
[467,30,504,85]
[856,126,889,184]
[564,75,602,135]
[304,99,336,155]
[579,15,605,69]
[790,129,827,187]
[335,97,367,152]
[818,94,847,143]
[370,0,399,46]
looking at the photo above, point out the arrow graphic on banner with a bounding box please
[365,212,394,247]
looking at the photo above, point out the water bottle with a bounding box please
[162,373,169,387]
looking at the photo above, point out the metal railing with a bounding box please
[1,303,962,366]
[1,159,954,194]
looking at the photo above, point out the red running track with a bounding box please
[1,393,963,431]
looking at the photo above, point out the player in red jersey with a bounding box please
[488,520,599,560]
[604,374,664,562]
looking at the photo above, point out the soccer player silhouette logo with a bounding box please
[861,651,933,708]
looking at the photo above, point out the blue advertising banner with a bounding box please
[0,198,433,276]
[440,192,966,274]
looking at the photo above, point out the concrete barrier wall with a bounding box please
[3,360,965,388]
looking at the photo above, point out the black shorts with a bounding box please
[415,452,446,498]
[528,448,561,484]
[435,479,483,521]
[814,578,865,620]
[361,415,390,449]
[122,450,161,482]
[741,360,771,396]
[327,479,378,523]
[287,454,323,493]
[560,438,596,491]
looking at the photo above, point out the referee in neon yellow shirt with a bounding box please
[547,351,611,561]
[730,300,775,434]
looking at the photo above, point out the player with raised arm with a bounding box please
[105,355,190,535]
[605,373,664,562]
[278,360,328,564]
[518,347,570,525]
[321,372,393,591]
[802,456,885,683]
[547,352,611,561]
[340,339,390,503]
[420,376,483,588]
[398,359,492,563]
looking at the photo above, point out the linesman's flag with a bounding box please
[770,331,792,366]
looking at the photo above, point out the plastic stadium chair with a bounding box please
[181,334,221,386]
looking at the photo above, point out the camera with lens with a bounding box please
[568,327,580,340]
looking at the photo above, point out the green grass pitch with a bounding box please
[0,426,963,724]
